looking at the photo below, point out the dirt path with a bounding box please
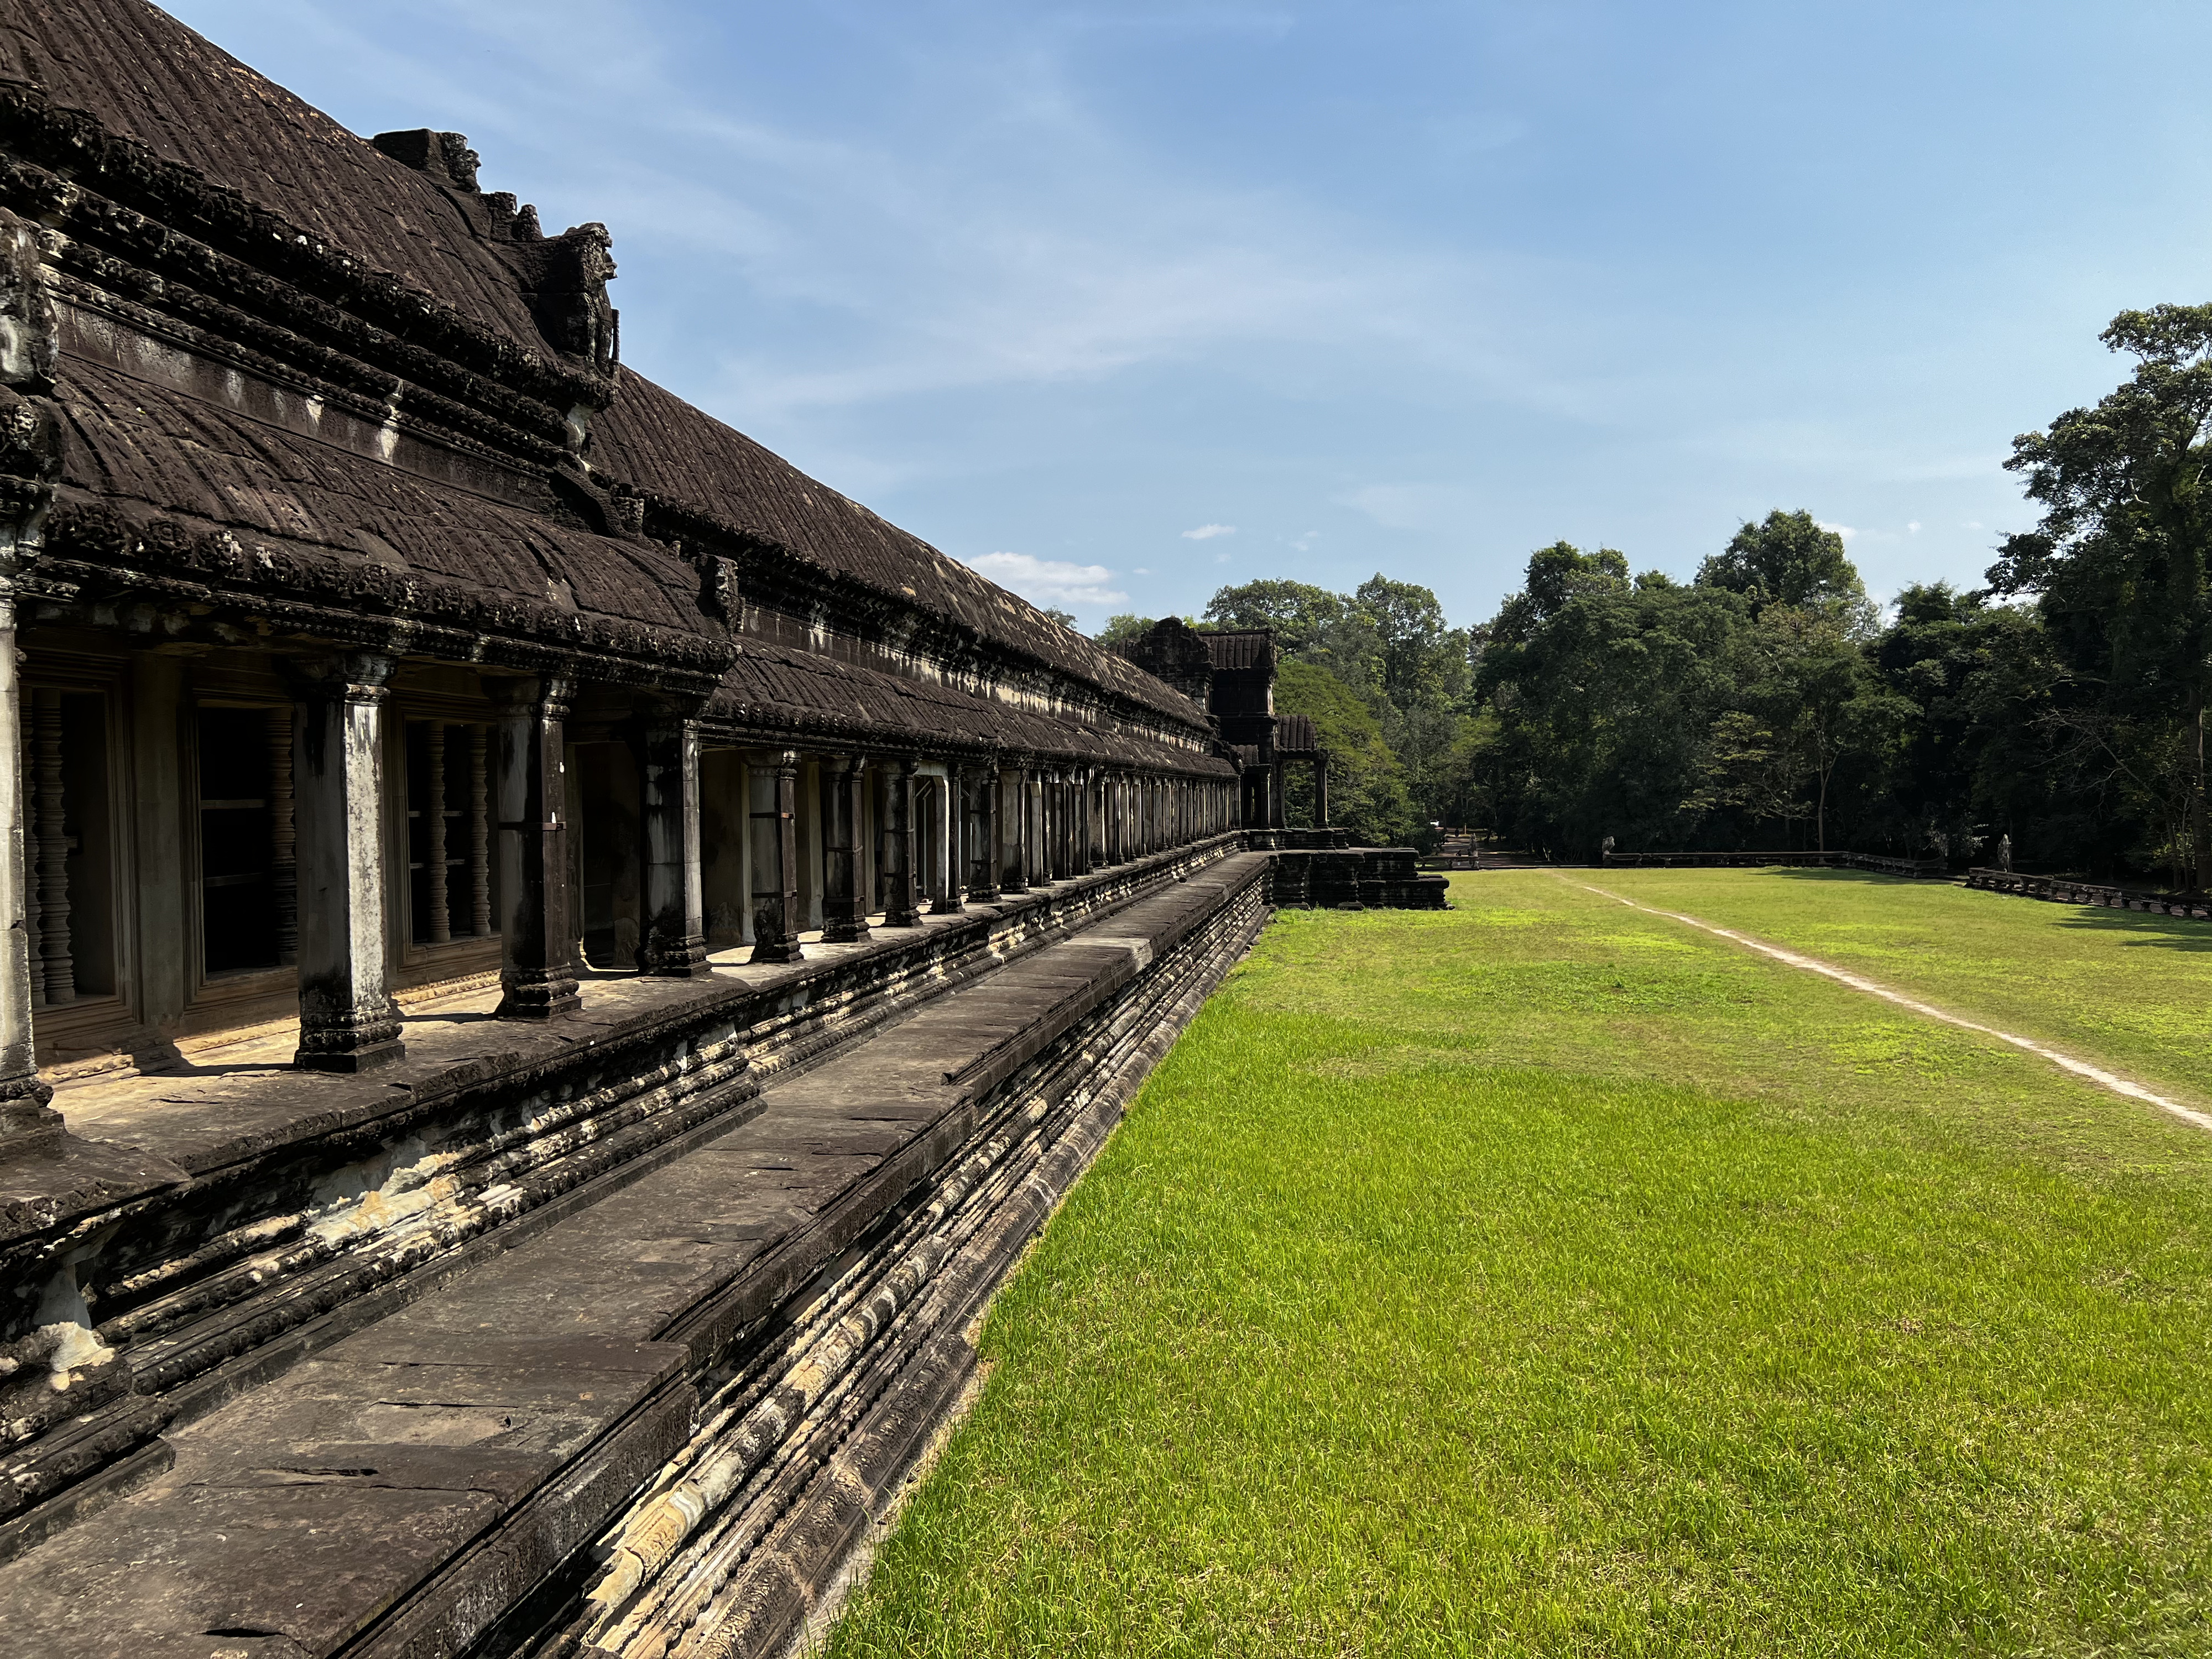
[1563,874,2212,1134]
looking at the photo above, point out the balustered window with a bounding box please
[405,721,495,946]
[196,706,290,976]
[23,687,118,1004]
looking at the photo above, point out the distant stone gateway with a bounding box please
[0,3,1440,1652]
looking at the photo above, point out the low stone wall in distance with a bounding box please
[1965,868,2212,918]
[1604,851,1946,878]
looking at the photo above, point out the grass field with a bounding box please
[1589,867,2212,1114]
[826,872,2212,1657]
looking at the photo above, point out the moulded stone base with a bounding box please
[640,937,712,977]
[294,1035,406,1073]
[749,940,806,964]
[495,973,583,1021]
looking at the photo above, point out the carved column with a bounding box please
[749,752,803,963]
[30,687,69,1005]
[468,726,492,936]
[998,766,1027,894]
[820,755,869,943]
[636,705,709,976]
[931,772,962,913]
[0,568,54,1144]
[968,763,1000,902]
[291,653,405,1072]
[491,675,581,1019]
[882,757,921,926]
[1029,770,1048,883]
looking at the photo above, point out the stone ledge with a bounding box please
[0,855,1273,1656]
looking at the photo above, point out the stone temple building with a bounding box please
[0,3,1443,1653]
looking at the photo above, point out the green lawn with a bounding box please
[827,872,2212,1657]
[1585,867,2212,1115]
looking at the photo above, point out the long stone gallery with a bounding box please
[0,3,1443,1653]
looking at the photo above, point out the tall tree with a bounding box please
[1698,510,1869,622]
[1991,302,2212,889]
[1202,581,1346,651]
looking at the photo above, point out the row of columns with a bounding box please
[0,645,1245,1135]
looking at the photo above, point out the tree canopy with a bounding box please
[1079,305,2208,882]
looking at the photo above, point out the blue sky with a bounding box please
[166,0,2212,632]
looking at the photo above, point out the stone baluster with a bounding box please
[821,755,870,943]
[424,721,451,944]
[468,725,492,936]
[636,703,709,976]
[266,706,298,966]
[30,687,69,1005]
[749,752,803,963]
[491,675,582,1019]
[290,653,405,1072]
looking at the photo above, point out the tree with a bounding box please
[1478,544,1754,857]
[1274,659,1414,844]
[1991,302,2212,889]
[1093,613,1154,649]
[1202,580,1345,650]
[1041,607,1078,629]
[1742,603,1909,852]
[1698,510,1869,623]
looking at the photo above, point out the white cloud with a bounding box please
[1181,523,1236,540]
[1907,520,1922,533]
[963,551,1125,607]
[1817,520,1859,542]
[1131,566,1151,575]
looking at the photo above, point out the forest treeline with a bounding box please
[1097,304,2212,885]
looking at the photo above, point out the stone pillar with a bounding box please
[1043,770,1063,881]
[820,755,869,943]
[967,763,1001,902]
[1029,770,1048,881]
[1272,759,1287,830]
[931,772,963,913]
[636,705,708,977]
[0,562,53,1146]
[1316,755,1329,827]
[999,766,1028,894]
[749,752,803,963]
[290,653,405,1072]
[883,757,921,926]
[491,676,582,1020]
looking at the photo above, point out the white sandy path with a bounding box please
[1562,874,2212,1135]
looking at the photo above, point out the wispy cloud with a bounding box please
[1338,482,1481,533]
[963,551,1125,607]
[1181,523,1235,540]
[1817,520,1859,542]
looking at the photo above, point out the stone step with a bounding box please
[0,855,1273,1659]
